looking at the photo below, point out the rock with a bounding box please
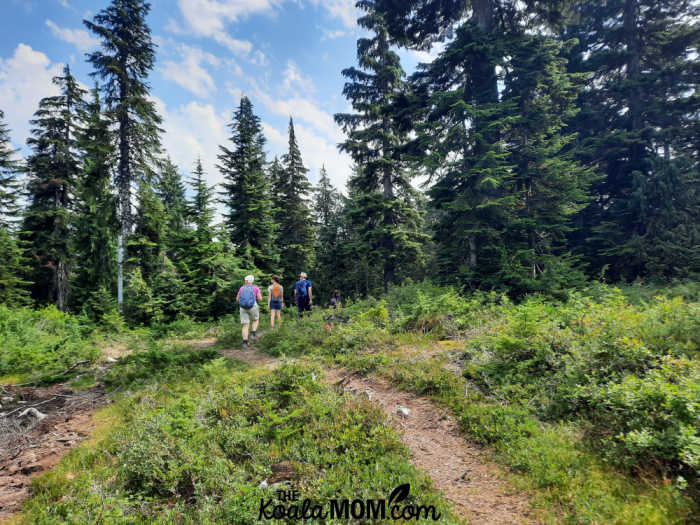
[397,406,410,418]
[18,407,47,422]
[106,357,118,363]
[1,396,13,403]
[20,463,44,475]
[258,480,269,490]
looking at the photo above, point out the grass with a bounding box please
[13,336,460,524]
[244,282,700,524]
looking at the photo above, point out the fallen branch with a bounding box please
[12,360,90,387]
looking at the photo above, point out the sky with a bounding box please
[0,0,438,193]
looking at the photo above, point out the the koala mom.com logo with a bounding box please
[258,483,441,521]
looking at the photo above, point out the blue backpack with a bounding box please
[295,280,309,299]
[239,284,256,309]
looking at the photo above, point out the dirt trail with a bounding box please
[217,342,538,524]
[0,385,106,520]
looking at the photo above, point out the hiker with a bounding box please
[293,272,313,318]
[268,275,284,328]
[237,274,263,348]
[330,290,341,309]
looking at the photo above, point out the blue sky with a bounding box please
[0,0,436,192]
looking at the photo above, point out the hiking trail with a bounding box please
[214,337,538,524]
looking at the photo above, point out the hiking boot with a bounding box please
[242,340,248,348]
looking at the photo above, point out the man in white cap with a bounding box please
[236,274,263,348]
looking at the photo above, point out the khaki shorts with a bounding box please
[239,303,259,324]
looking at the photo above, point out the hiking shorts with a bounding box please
[239,303,259,324]
[270,299,282,310]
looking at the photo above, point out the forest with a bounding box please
[0,0,698,523]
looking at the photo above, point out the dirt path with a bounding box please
[217,342,538,524]
[0,385,107,520]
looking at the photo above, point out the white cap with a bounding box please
[300,272,307,278]
[245,274,254,283]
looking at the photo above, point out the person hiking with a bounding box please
[329,289,341,309]
[293,272,313,318]
[236,275,263,348]
[268,275,284,328]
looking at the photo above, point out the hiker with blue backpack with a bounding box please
[237,274,263,348]
[293,272,313,318]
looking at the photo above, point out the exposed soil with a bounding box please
[0,384,107,520]
[216,341,539,524]
[324,369,538,524]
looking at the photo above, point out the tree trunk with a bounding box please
[117,57,130,311]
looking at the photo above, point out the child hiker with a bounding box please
[237,274,263,348]
[268,275,284,328]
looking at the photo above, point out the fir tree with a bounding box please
[218,96,277,272]
[182,158,218,318]
[0,110,21,228]
[335,3,426,292]
[85,0,162,309]
[71,86,119,313]
[22,65,85,310]
[0,228,30,306]
[275,117,315,290]
[156,156,188,261]
[311,165,342,300]
[128,175,166,285]
[376,0,592,292]
[564,0,700,279]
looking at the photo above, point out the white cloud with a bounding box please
[309,0,358,28]
[161,44,220,97]
[263,120,350,190]
[255,90,337,139]
[0,44,62,149]
[171,0,270,60]
[282,60,315,94]
[153,96,229,192]
[321,28,347,40]
[45,19,99,52]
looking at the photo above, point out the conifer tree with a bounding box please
[85,0,162,309]
[0,110,21,228]
[22,65,85,310]
[274,118,315,289]
[128,175,166,285]
[0,110,28,306]
[71,86,119,313]
[311,165,342,299]
[182,158,217,318]
[218,96,277,272]
[564,0,700,279]
[156,156,188,262]
[335,3,426,292]
[375,0,591,292]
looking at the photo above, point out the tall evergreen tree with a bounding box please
[218,96,277,272]
[71,86,119,313]
[85,0,162,309]
[0,110,21,228]
[375,0,592,293]
[274,117,315,290]
[335,3,426,292]
[156,156,188,261]
[564,0,700,279]
[0,110,28,306]
[311,165,342,300]
[22,65,85,310]
[182,158,217,318]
